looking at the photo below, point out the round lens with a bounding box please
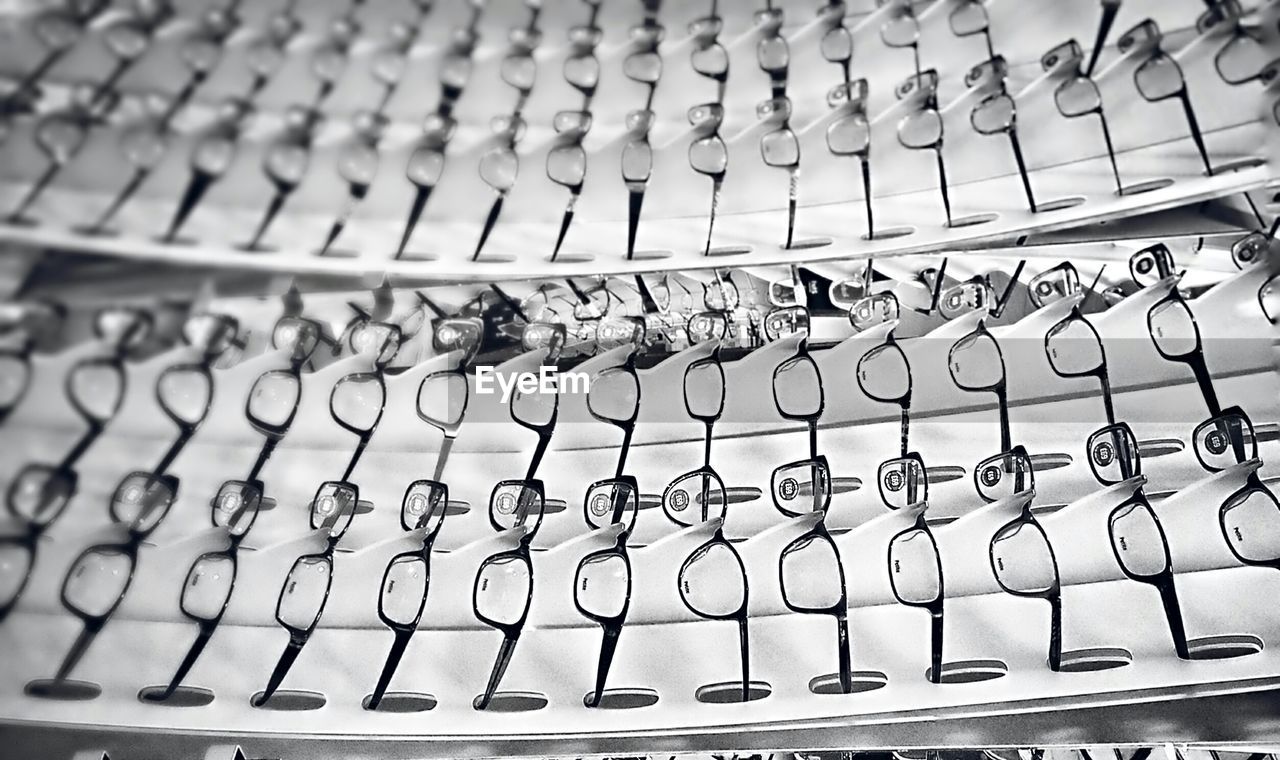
[898,109,943,149]
[158,367,211,428]
[266,142,309,185]
[381,555,428,626]
[9,465,74,527]
[950,1,988,35]
[679,541,745,617]
[575,552,628,618]
[475,554,531,626]
[500,53,536,91]
[181,553,234,621]
[691,43,728,78]
[1148,299,1198,358]
[624,51,662,83]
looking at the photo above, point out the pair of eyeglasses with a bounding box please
[756,6,788,98]
[948,320,1012,453]
[548,110,594,261]
[160,98,253,243]
[624,20,663,111]
[1145,265,1221,416]
[309,15,360,109]
[162,5,241,123]
[395,111,461,259]
[983,448,1065,671]
[1119,19,1214,176]
[329,325,396,481]
[366,480,450,710]
[758,96,803,249]
[859,330,913,456]
[1192,407,1280,573]
[772,307,822,454]
[950,0,993,57]
[46,471,180,685]
[1085,427,1191,659]
[473,478,546,709]
[7,84,117,225]
[968,57,1050,214]
[818,1,853,84]
[564,1,602,110]
[147,314,229,476]
[689,7,729,104]
[319,111,389,256]
[880,0,922,76]
[882,452,944,682]
[243,4,303,99]
[254,480,360,706]
[688,102,729,257]
[2,0,109,110]
[1028,261,1085,309]
[145,478,265,702]
[1199,0,1278,86]
[826,79,875,239]
[622,17,660,262]
[89,0,175,108]
[472,112,530,261]
[370,21,419,115]
[240,106,322,251]
[1045,303,1116,425]
[896,71,954,228]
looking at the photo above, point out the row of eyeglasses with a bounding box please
[0,243,1274,709]
[2,0,1273,260]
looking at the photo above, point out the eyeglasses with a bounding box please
[851,292,900,332]
[6,91,105,224]
[320,111,388,256]
[1045,304,1115,425]
[576,471,639,706]
[145,478,264,702]
[1129,243,1176,288]
[938,276,993,321]
[49,472,179,684]
[978,448,1063,671]
[329,360,389,482]
[858,332,913,456]
[971,84,1042,214]
[880,1,921,76]
[774,456,852,691]
[622,114,656,262]
[1147,283,1221,416]
[417,363,470,480]
[882,453,944,682]
[370,23,415,114]
[366,480,449,710]
[309,17,358,109]
[3,2,107,109]
[948,321,1011,453]
[1086,421,1142,485]
[1043,40,1131,197]
[474,478,545,710]
[1028,262,1083,309]
[688,102,728,256]
[1198,0,1275,86]
[687,310,729,344]
[826,79,875,239]
[254,481,359,707]
[1192,408,1280,573]
[772,311,823,457]
[472,113,528,261]
[679,511,751,701]
[759,96,802,248]
[950,0,993,58]
[548,111,593,261]
[895,71,953,227]
[625,22,663,109]
[1108,482,1190,659]
[91,3,173,108]
[1119,21,1214,176]
[241,106,322,251]
[161,98,252,243]
[163,8,238,124]
[588,351,641,475]
[663,348,728,526]
[395,112,459,259]
[819,2,853,83]
[690,15,729,103]
[151,349,217,476]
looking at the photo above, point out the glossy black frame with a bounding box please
[949,321,1011,453]
[882,452,943,683]
[1045,304,1116,426]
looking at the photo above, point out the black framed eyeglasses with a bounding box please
[622,108,656,261]
[880,0,921,75]
[241,106,323,251]
[329,360,389,481]
[146,478,264,702]
[678,513,751,701]
[474,478,545,710]
[858,331,913,456]
[394,112,459,259]
[949,321,1011,453]
[1198,0,1275,86]
[776,456,852,691]
[1107,482,1190,659]
[969,60,1042,214]
[895,70,952,227]
[772,312,823,458]
[254,480,359,707]
[588,352,641,475]
[1043,39,1132,196]
[1192,408,1280,573]
[1086,421,1142,486]
[576,475,638,706]
[1146,282,1220,416]
[50,472,179,684]
[688,102,729,256]
[417,364,470,481]
[881,452,944,682]
[1119,19,1213,175]
[1045,304,1115,426]
[366,480,449,710]
[826,78,875,239]
[1028,262,1083,309]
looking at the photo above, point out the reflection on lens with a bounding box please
[475,554,531,627]
[1045,317,1103,376]
[182,553,234,621]
[418,371,467,430]
[1221,488,1280,564]
[69,361,123,423]
[0,541,33,607]
[64,547,132,618]
[781,535,842,610]
[381,555,427,626]
[576,552,628,618]
[685,359,725,420]
[589,368,639,424]
[277,555,331,631]
[772,459,830,515]
[680,542,745,617]
[1056,77,1101,117]
[1110,502,1168,577]
[111,474,174,532]
[879,457,926,509]
[248,371,300,430]
[774,355,822,419]
[858,344,910,402]
[889,529,940,604]
[331,374,385,432]
[991,522,1056,594]
[159,367,211,427]
[1087,425,1139,484]
[1148,299,1198,358]
[310,482,357,534]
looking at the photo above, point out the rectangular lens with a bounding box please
[9,464,75,527]
[679,541,745,618]
[991,520,1057,595]
[780,534,842,611]
[889,528,940,604]
[277,554,332,631]
[182,552,235,621]
[474,553,531,627]
[212,480,262,536]
[878,456,927,509]
[772,459,831,516]
[63,546,133,618]
[1221,488,1280,565]
[111,473,176,533]
[247,370,300,433]
[1087,424,1140,484]
[310,481,358,536]
[380,554,428,626]
[575,551,629,619]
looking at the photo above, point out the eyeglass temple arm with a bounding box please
[58,424,101,472]
[54,621,102,682]
[1189,356,1222,417]
[1084,0,1121,77]
[835,614,852,693]
[991,260,1026,317]
[586,624,622,707]
[367,628,414,710]
[737,616,750,702]
[157,626,216,699]
[1048,594,1062,671]
[255,638,305,706]
[475,634,520,709]
[929,607,944,684]
[899,404,911,458]
[1157,577,1191,659]
[997,390,1012,454]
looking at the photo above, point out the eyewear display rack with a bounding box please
[0,0,1279,759]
